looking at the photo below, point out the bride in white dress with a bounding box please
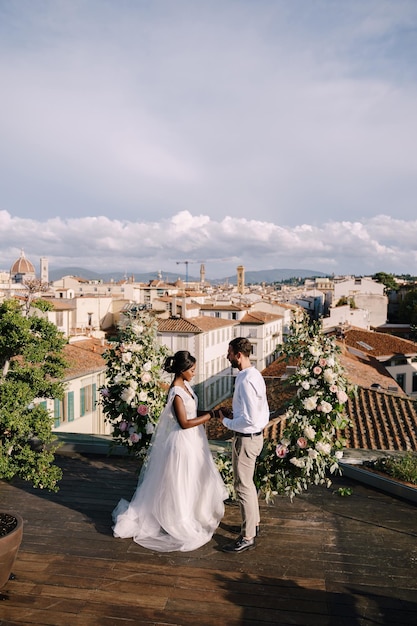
[112,351,228,552]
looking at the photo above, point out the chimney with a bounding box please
[182,297,188,319]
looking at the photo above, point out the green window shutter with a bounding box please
[80,387,86,416]
[54,398,61,428]
[92,383,97,409]
[67,391,74,422]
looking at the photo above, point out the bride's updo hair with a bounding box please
[164,351,196,375]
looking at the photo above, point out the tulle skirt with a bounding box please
[112,424,228,552]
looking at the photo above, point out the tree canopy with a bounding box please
[0,299,67,490]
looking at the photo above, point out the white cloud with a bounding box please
[0,210,416,278]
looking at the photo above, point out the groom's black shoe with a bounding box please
[222,536,255,553]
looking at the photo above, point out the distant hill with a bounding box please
[48,267,181,283]
[218,268,328,285]
[49,267,328,284]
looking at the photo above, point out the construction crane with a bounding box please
[176,260,204,284]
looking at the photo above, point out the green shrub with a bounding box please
[366,453,417,485]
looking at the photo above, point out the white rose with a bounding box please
[121,387,136,404]
[121,352,132,364]
[303,396,318,411]
[304,425,316,440]
[301,381,310,390]
[319,400,333,414]
[143,361,152,371]
[316,441,332,455]
[290,457,306,468]
[335,450,344,459]
[308,448,318,459]
[323,368,335,384]
[139,391,148,402]
[145,422,155,434]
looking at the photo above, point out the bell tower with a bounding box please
[40,257,49,283]
[200,263,206,285]
[237,265,245,294]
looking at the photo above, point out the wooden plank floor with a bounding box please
[1,450,417,625]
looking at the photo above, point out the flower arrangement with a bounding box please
[257,310,354,501]
[215,309,354,502]
[100,310,169,457]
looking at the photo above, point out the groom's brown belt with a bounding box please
[235,431,262,437]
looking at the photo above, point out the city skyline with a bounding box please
[0,1,416,277]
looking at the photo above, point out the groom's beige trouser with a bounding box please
[232,433,264,539]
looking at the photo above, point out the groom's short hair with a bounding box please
[229,337,252,357]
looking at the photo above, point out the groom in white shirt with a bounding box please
[219,337,270,553]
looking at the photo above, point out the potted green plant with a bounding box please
[0,512,24,588]
[0,298,67,588]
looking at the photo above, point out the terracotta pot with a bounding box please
[0,511,24,589]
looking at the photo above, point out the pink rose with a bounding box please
[319,358,327,367]
[137,404,148,416]
[296,437,308,449]
[141,372,152,384]
[119,420,129,432]
[130,433,141,443]
[275,444,288,458]
[313,366,322,375]
[336,389,348,403]
[100,388,110,397]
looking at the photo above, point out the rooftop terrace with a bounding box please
[1,449,417,625]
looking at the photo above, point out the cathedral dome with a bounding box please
[10,250,36,280]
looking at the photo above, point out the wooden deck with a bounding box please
[1,450,417,626]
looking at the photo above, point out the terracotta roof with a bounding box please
[187,316,238,331]
[63,339,108,380]
[338,346,402,393]
[158,316,237,333]
[240,311,282,324]
[343,387,417,450]
[157,318,204,333]
[154,296,171,302]
[147,280,173,287]
[199,303,246,311]
[343,327,417,359]
[70,276,90,283]
[47,298,76,311]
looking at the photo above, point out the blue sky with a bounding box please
[0,0,416,278]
